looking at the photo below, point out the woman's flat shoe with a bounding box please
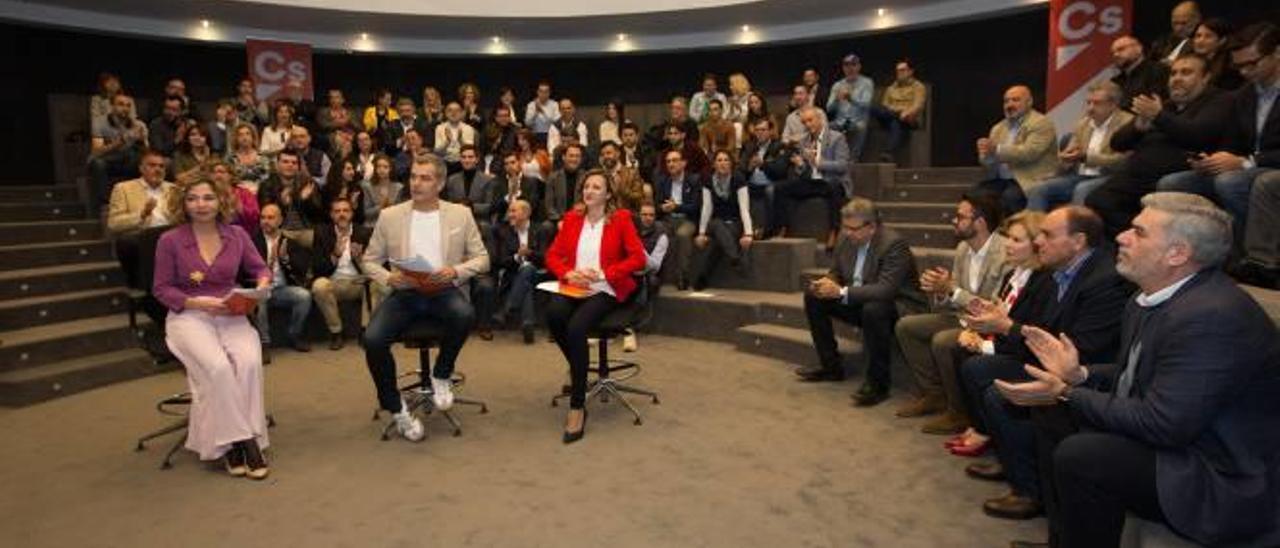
[223,445,247,477]
[949,439,991,457]
[943,434,968,448]
[562,410,587,444]
[242,439,270,480]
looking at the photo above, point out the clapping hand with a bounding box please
[994,366,1067,407]
[809,276,842,300]
[1023,326,1086,385]
[1131,94,1163,120]
[920,266,954,295]
[1189,151,1245,175]
[962,298,1011,335]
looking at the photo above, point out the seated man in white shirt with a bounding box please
[311,197,379,350]
[491,199,551,344]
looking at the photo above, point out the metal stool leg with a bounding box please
[135,419,189,451]
[160,431,188,470]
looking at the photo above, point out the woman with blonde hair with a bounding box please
[153,176,272,479]
[205,158,260,236]
[226,123,270,188]
[725,73,752,125]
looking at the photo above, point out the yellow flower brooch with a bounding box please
[189,270,205,286]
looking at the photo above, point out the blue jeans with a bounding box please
[500,262,540,327]
[1026,174,1110,211]
[870,104,910,154]
[1157,168,1268,237]
[255,284,312,344]
[362,287,475,412]
[959,354,1040,500]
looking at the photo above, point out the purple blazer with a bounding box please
[153,223,269,312]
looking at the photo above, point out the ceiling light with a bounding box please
[200,19,210,29]
[741,25,751,33]
[617,33,628,41]
[877,8,886,17]
[360,32,368,40]
[491,36,502,44]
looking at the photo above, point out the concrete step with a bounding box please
[650,288,767,344]
[803,246,956,288]
[0,220,104,246]
[0,315,144,372]
[0,202,87,222]
[0,288,131,331]
[879,202,955,224]
[885,222,955,249]
[735,322,862,369]
[0,185,80,203]
[0,240,114,272]
[0,348,171,407]
[881,183,970,203]
[0,262,125,301]
[701,237,816,292]
[893,167,985,185]
[1243,285,1280,326]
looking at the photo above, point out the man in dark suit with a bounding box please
[383,97,431,155]
[310,197,374,350]
[491,199,551,344]
[543,143,587,227]
[998,193,1280,548]
[1148,1,1200,64]
[655,148,704,290]
[1087,53,1232,239]
[738,117,790,238]
[773,106,850,248]
[253,203,314,355]
[1109,36,1170,110]
[799,198,926,406]
[957,205,1131,523]
[444,144,496,228]
[494,151,544,226]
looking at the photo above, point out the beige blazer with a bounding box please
[106,178,176,235]
[361,200,489,287]
[1063,110,1134,174]
[983,110,1058,189]
[947,233,1011,309]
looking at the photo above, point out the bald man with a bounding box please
[973,85,1058,214]
[1151,1,1201,63]
[1110,36,1170,110]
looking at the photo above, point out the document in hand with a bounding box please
[222,287,270,315]
[536,280,596,299]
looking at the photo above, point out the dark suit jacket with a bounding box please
[491,175,544,223]
[737,139,789,182]
[995,248,1131,365]
[1071,269,1280,546]
[827,227,927,314]
[382,116,431,155]
[1222,84,1280,169]
[1111,59,1169,110]
[310,223,373,280]
[444,171,497,220]
[543,168,586,222]
[1110,88,1232,183]
[492,221,551,295]
[654,172,703,220]
[251,230,311,287]
[257,174,327,228]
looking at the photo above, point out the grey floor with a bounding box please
[0,333,1045,547]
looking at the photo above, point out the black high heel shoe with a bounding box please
[562,409,588,444]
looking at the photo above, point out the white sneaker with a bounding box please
[393,408,425,442]
[622,331,638,353]
[431,377,454,411]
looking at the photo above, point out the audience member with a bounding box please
[90,72,134,128]
[108,150,177,320]
[435,102,477,172]
[691,150,753,289]
[225,123,271,188]
[458,82,485,130]
[619,122,654,177]
[659,123,711,181]
[392,129,428,182]
[598,100,625,145]
[316,88,355,143]
[252,203,313,354]
[494,151,545,226]
[385,98,430,156]
[782,84,826,145]
[516,128,552,181]
[826,53,875,160]
[259,102,294,158]
[646,97,701,152]
[495,87,522,129]
[997,193,1279,548]
[234,78,269,128]
[444,145,496,224]
[624,201,669,352]
[1111,36,1170,110]
[801,68,823,108]
[172,124,214,181]
[773,106,849,247]
[160,77,191,120]
[324,156,366,227]
[287,125,330,181]
[148,95,187,158]
[871,60,928,161]
[799,198,925,407]
[525,81,561,145]
[1237,171,1280,288]
[361,153,489,441]
[485,105,520,170]
[654,149,703,290]
[311,197,377,350]
[152,176,272,479]
[974,85,1058,214]
[895,193,1008,424]
[360,153,402,228]
[420,86,446,130]
[738,117,788,237]
[698,100,737,155]
[362,88,398,136]
[600,141,650,214]
[725,73,752,125]
[689,73,728,124]
[88,93,147,206]
[207,158,260,237]
[1088,54,1231,239]
[745,91,774,128]
[208,99,239,154]
[257,149,325,245]
[544,143,587,227]
[545,170,648,443]
[491,199,550,344]
[1027,81,1133,211]
[1193,18,1245,90]
[547,98,588,153]
[1150,1,1202,64]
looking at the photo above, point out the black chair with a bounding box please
[372,318,489,439]
[550,275,660,425]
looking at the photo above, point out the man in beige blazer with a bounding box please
[894,193,1010,432]
[361,153,489,442]
[975,85,1058,213]
[1026,81,1134,210]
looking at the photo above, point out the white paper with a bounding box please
[391,255,435,273]
[536,280,599,297]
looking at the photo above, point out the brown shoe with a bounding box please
[982,492,1042,520]
[965,461,1006,481]
[895,394,945,418]
[921,411,970,435]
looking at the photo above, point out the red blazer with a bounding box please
[547,208,647,302]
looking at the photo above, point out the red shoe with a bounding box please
[944,434,967,448]
[949,438,990,457]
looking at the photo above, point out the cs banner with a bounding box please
[246,38,314,104]
[1045,0,1131,134]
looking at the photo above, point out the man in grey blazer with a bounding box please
[998,193,1280,547]
[800,198,927,406]
[361,153,490,442]
[773,107,851,246]
[443,145,496,225]
[895,193,1009,428]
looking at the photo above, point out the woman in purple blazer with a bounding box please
[153,177,273,479]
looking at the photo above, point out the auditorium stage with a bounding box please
[0,334,1044,546]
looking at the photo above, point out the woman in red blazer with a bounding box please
[545,169,647,443]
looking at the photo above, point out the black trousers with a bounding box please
[1086,171,1155,241]
[547,293,621,409]
[772,177,843,235]
[692,218,747,285]
[972,177,1027,216]
[1054,431,1166,548]
[803,293,898,388]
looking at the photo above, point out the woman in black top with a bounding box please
[691,150,753,290]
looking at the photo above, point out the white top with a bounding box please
[574,216,614,297]
[520,158,544,181]
[259,125,291,155]
[434,122,476,162]
[670,177,684,206]
[265,235,285,288]
[409,210,444,272]
[358,152,376,182]
[965,235,994,293]
[333,228,359,279]
[145,184,171,227]
[547,120,589,153]
[598,120,620,145]
[1079,114,1115,177]
[1135,272,1196,307]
